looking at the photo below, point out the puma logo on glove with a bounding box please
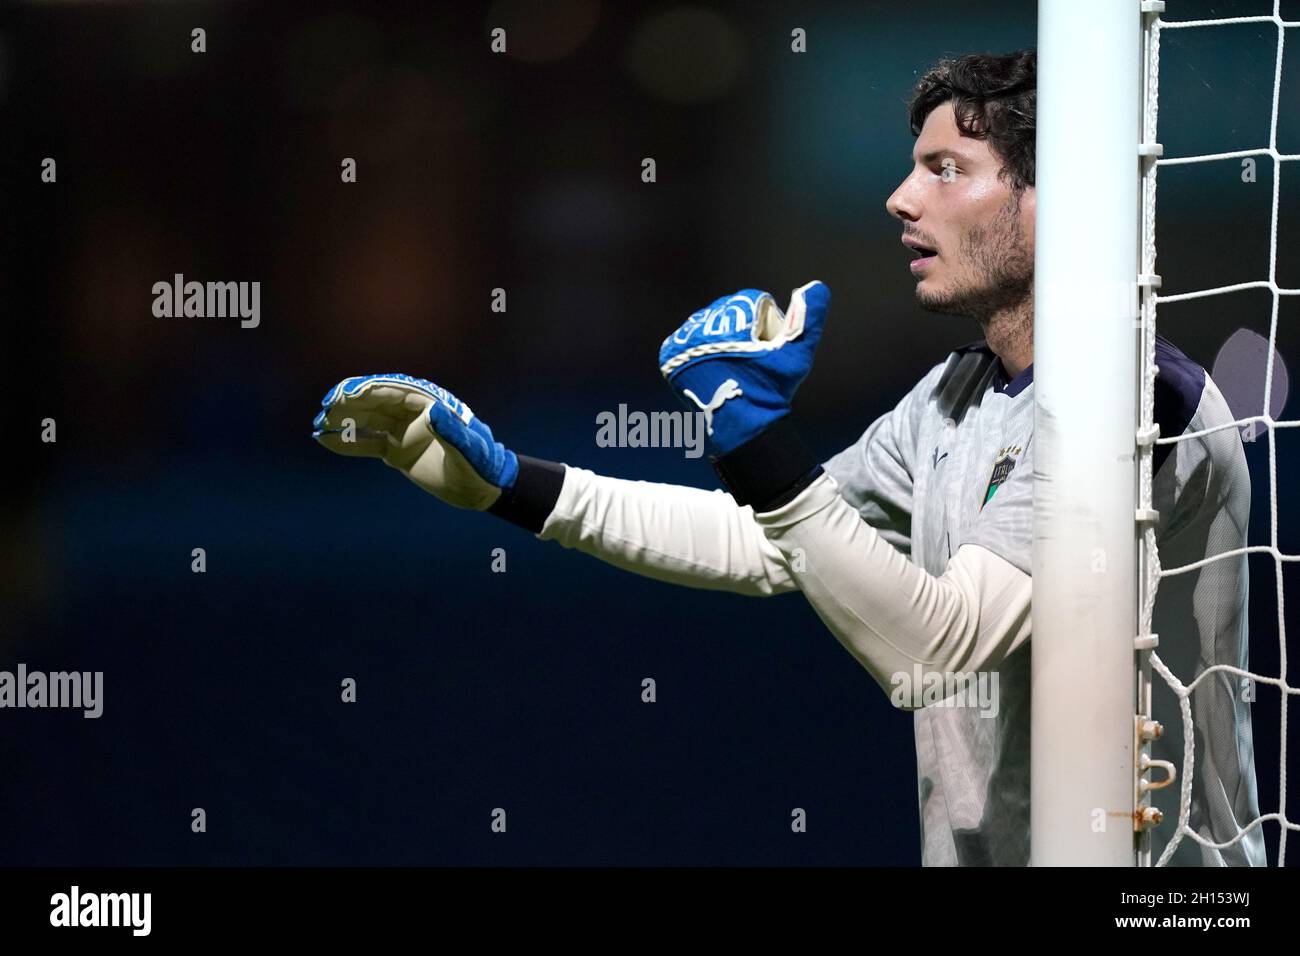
[658,281,830,456]
[682,379,744,437]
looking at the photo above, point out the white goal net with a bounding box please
[1137,0,1298,867]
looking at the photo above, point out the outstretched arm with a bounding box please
[534,464,796,596]
[311,374,796,597]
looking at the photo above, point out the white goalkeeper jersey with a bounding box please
[821,335,1265,866]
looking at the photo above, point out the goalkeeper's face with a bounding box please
[885,101,1035,322]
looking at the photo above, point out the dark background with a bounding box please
[1,0,1296,865]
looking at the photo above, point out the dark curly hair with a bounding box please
[907,51,1036,195]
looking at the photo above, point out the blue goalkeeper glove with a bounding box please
[313,374,518,510]
[658,280,830,456]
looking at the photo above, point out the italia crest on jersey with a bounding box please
[982,444,1022,508]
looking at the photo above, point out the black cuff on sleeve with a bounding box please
[488,455,566,533]
[710,414,823,512]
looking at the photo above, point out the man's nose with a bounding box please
[886,174,921,222]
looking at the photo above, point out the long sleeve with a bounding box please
[752,470,1032,701]
[537,465,799,597]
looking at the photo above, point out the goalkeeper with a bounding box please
[313,51,1263,867]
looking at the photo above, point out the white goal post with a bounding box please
[1031,0,1144,866]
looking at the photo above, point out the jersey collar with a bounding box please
[995,359,1034,397]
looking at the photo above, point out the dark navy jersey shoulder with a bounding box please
[1153,334,1207,474]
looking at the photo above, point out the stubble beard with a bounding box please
[915,191,1033,329]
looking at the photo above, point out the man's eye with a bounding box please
[939,161,959,181]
